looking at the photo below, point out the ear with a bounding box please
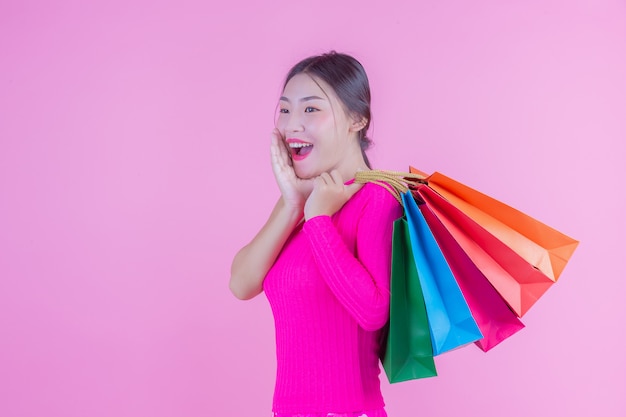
[349,116,368,133]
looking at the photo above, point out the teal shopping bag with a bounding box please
[401,191,483,355]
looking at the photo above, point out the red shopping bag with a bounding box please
[416,185,525,351]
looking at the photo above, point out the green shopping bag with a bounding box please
[382,217,438,383]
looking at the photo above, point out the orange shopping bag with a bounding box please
[417,184,555,317]
[411,167,579,283]
[355,168,579,318]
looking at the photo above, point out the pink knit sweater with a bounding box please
[263,183,403,414]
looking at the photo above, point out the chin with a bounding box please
[295,172,316,180]
[294,166,319,180]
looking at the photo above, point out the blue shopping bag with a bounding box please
[401,191,483,355]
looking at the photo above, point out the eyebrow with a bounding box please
[279,95,325,103]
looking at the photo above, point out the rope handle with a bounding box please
[353,169,428,205]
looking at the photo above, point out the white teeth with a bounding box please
[288,143,313,148]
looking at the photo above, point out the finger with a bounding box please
[271,129,289,160]
[329,170,343,186]
[271,133,281,156]
[271,140,286,171]
[313,176,326,188]
[275,145,289,169]
[271,130,285,158]
[345,181,364,198]
[270,139,281,168]
[318,172,332,185]
[274,129,293,165]
[272,138,292,172]
[272,128,285,144]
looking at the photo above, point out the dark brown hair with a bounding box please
[283,51,373,168]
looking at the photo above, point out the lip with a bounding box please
[285,138,312,145]
[285,138,314,161]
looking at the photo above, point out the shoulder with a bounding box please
[356,182,401,207]
[349,182,403,219]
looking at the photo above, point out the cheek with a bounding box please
[275,115,288,134]
[275,113,285,127]
[311,113,336,133]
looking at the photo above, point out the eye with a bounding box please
[279,108,289,114]
[304,106,319,113]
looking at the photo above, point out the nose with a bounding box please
[282,112,304,134]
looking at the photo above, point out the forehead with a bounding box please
[282,73,336,101]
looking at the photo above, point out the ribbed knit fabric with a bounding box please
[263,183,403,414]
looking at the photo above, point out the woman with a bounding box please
[230,51,403,417]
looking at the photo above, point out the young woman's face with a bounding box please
[276,73,358,179]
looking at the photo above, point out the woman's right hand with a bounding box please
[270,129,314,212]
[230,130,314,300]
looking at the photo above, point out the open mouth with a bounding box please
[287,140,313,160]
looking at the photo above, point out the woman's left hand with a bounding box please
[304,170,363,221]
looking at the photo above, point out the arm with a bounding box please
[229,198,302,300]
[303,185,402,331]
[229,129,313,300]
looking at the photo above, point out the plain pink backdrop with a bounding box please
[1,1,625,416]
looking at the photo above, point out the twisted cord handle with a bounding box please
[354,170,427,205]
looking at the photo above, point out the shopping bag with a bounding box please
[402,191,483,355]
[412,168,579,283]
[417,185,556,317]
[416,185,525,351]
[382,217,437,383]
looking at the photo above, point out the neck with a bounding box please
[336,146,370,181]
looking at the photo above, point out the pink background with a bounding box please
[1,1,625,416]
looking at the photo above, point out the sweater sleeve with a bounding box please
[302,185,403,331]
